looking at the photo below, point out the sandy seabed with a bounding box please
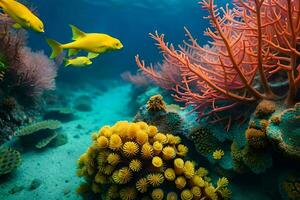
[0,84,132,200]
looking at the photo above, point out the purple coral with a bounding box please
[13,47,57,97]
[0,14,57,98]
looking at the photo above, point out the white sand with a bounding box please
[0,84,132,200]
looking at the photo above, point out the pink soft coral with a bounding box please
[0,15,57,98]
[136,0,300,129]
[13,47,57,96]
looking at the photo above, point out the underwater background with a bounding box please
[0,0,300,200]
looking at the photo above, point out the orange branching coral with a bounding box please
[77,121,229,199]
[136,0,300,130]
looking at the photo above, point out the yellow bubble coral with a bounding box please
[147,173,164,187]
[107,153,121,166]
[112,121,129,138]
[113,167,132,184]
[174,158,185,175]
[103,165,114,175]
[136,121,149,130]
[136,178,148,193]
[184,161,195,179]
[152,188,164,200]
[123,141,139,157]
[216,177,229,190]
[148,125,158,137]
[154,133,168,144]
[97,136,109,148]
[127,123,140,139]
[191,186,202,199]
[141,143,154,159]
[213,150,225,160]
[191,175,205,187]
[136,130,148,145]
[181,189,193,200]
[152,156,163,168]
[153,141,163,155]
[177,144,188,157]
[99,125,112,137]
[129,159,142,172]
[166,134,181,145]
[167,192,178,200]
[77,121,229,199]
[107,185,119,199]
[204,186,218,200]
[175,176,187,189]
[109,134,123,150]
[162,146,176,160]
[196,167,208,177]
[119,187,137,200]
[164,168,176,181]
[95,173,107,184]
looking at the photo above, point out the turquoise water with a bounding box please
[0,0,300,200]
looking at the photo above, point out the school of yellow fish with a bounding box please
[0,0,123,67]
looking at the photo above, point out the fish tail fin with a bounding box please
[46,38,63,59]
[63,58,70,67]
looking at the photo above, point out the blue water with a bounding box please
[27,0,214,82]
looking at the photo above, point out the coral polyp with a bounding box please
[77,121,229,199]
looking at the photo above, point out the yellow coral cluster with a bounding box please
[213,150,225,160]
[77,121,230,199]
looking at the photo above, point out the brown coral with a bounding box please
[146,94,167,112]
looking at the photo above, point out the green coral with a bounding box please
[16,120,62,149]
[16,120,61,136]
[230,142,248,174]
[0,147,21,175]
[189,126,222,157]
[241,145,272,174]
[267,103,300,160]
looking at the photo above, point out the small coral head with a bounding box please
[146,94,167,112]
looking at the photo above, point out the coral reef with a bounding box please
[16,120,64,149]
[135,0,300,130]
[189,127,222,157]
[146,94,167,112]
[279,171,300,200]
[267,103,300,160]
[0,13,57,144]
[0,147,21,175]
[77,121,230,199]
[134,95,185,135]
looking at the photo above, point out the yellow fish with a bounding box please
[0,0,44,32]
[46,24,123,59]
[64,56,93,67]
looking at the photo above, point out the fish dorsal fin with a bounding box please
[68,49,79,57]
[88,52,100,59]
[69,24,86,40]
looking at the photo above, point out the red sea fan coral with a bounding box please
[136,0,300,129]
